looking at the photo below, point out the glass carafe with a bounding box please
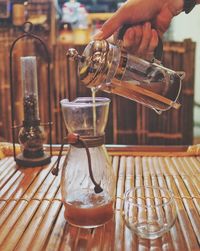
[60,97,115,228]
[67,40,185,114]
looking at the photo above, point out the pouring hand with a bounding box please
[94,0,184,40]
[122,22,159,60]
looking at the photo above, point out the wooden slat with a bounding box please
[25,200,62,251]
[14,200,51,251]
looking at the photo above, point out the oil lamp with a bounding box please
[9,22,52,167]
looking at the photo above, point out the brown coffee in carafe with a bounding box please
[64,194,114,227]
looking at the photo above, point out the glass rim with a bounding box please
[60,97,110,107]
[124,186,174,208]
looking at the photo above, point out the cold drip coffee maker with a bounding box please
[53,97,115,228]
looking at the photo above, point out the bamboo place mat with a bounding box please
[0,148,200,251]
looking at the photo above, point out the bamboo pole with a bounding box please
[25,200,62,251]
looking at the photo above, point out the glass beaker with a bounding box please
[67,40,185,114]
[60,97,115,228]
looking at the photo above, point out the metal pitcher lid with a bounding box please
[79,40,110,87]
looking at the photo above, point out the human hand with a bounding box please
[93,0,184,57]
[120,22,159,60]
[94,0,184,39]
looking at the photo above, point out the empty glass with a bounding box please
[123,186,177,239]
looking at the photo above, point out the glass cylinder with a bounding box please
[21,56,40,122]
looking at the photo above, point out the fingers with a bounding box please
[93,0,162,40]
[143,28,159,60]
[123,25,142,52]
[92,0,174,41]
[137,22,152,54]
[148,29,159,52]
[123,28,136,48]
[93,2,134,40]
[122,22,159,60]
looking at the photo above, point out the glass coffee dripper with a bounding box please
[54,97,115,228]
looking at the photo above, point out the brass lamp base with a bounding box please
[15,152,51,167]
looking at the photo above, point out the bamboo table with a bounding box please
[0,145,200,251]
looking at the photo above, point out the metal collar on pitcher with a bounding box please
[79,40,110,87]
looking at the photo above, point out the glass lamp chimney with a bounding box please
[17,56,51,167]
[21,56,40,123]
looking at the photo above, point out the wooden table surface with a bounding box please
[0,145,200,251]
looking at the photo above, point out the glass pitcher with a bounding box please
[67,40,185,114]
[59,97,115,228]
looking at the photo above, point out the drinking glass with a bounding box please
[123,186,177,239]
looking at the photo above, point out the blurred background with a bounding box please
[166,7,200,144]
[0,0,199,145]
